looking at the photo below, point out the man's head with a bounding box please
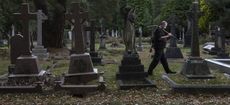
[160,21,168,29]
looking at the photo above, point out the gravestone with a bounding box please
[99,19,107,49]
[116,6,155,90]
[10,34,24,65]
[32,10,49,60]
[84,21,91,51]
[165,14,183,58]
[99,34,107,49]
[183,14,192,47]
[85,20,102,64]
[216,27,229,58]
[56,2,105,95]
[0,3,46,93]
[136,27,143,51]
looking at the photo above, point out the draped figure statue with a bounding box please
[123,7,136,53]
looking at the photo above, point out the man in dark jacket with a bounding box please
[148,21,176,75]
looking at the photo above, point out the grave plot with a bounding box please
[0,3,48,93]
[162,1,230,92]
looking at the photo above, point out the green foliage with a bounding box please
[0,0,22,37]
[201,0,230,33]
[159,0,192,27]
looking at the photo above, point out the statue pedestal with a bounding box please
[32,46,49,60]
[56,53,105,95]
[165,47,183,58]
[116,53,155,90]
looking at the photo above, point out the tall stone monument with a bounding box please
[180,1,214,79]
[116,6,155,89]
[32,10,49,60]
[165,14,183,58]
[0,3,46,93]
[56,2,105,95]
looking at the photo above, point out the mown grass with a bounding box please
[0,43,230,104]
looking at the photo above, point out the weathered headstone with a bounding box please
[32,10,49,60]
[99,23,107,49]
[183,15,192,47]
[136,27,143,51]
[10,33,24,65]
[165,14,183,58]
[56,2,105,95]
[116,6,155,90]
[85,20,102,64]
[216,27,229,58]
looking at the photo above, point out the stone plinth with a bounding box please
[32,46,49,60]
[165,47,184,58]
[116,53,156,90]
[56,53,105,95]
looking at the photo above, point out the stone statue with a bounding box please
[123,7,136,53]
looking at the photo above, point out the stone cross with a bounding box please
[85,20,101,52]
[189,0,200,57]
[14,3,36,55]
[36,10,47,46]
[66,2,88,54]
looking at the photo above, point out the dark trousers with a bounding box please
[148,48,171,73]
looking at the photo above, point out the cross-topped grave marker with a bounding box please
[14,3,36,55]
[66,3,88,54]
[84,20,102,64]
[32,10,49,59]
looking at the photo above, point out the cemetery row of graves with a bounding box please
[0,0,230,104]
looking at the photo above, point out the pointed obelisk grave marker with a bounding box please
[0,3,47,93]
[55,2,105,95]
[32,10,49,60]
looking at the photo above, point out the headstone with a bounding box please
[11,25,15,36]
[136,27,143,51]
[165,14,183,58]
[32,10,49,60]
[111,30,115,37]
[10,34,24,65]
[180,0,214,79]
[99,20,107,49]
[216,27,229,58]
[56,2,105,95]
[183,16,192,47]
[84,21,91,50]
[85,20,102,64]
[116,6,155,90]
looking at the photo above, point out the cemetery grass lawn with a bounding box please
[0,44,230,104]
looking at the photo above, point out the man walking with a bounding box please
[148,21,176,75]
